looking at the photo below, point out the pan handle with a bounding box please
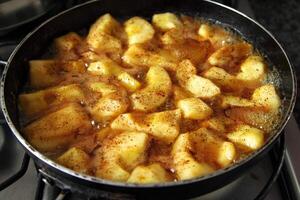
[0,60,7,73]
[0,60,7,66]
[0,60,7,124]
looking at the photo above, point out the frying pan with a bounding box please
[0,0,296,199]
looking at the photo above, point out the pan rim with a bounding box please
[0,0,297,189]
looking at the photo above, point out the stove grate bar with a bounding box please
[254,134,286,200]
[35,173,45,200]
[0,153,30,191]
[278,150,300,200]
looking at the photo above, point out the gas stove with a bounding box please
[0,0,299,200]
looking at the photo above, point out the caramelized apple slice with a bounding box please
[19,84,85,116]
[207,43,252,73]
[122,45,177,71]
[152,13,182,31]
[227,125,264,151]
[23,103,92,152]
[90,92,129,121]
[128,163,171,183]
[111,109,181,143]
[130,66,171,111]
[125,17,154,45]
[177,98,212,120]
[57,147,90,173]
[95,131,149,181]
[29,60,61,89]
[190,128,236,168]
[172,133,214,180]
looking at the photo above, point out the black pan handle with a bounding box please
[0,59,7,73]
[0,59,7,124]
[0,60,7,66]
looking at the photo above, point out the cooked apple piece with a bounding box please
[190,128,236,168]
[216,142,236,167]
[29,60,61,89]
[201,115,236,133]
[95,131,149,181]
[97,161,130,182]
[204,57,265,90]
[223,85,280,130]
[160,28,185,45]
[227,125,264,151]
[149,109,181,143]
[54,32,82,53]
[19,90,47,116]
[198,24,213,38]
[172,134,214,180]
[111,113,144,132]
[202,66,242,90]
[177,98,212,120]
[86,82,117,96]
[88,13,126,42]
[201,117,225,133]
[173,86,192,102]
[88,33,122,54]
[156,48,181,63]
[117,132,149,170]
[225,107,280,132]
[90,92,129,121]
[160,21,202,45]
[128,163,171,183]
[70,134,98,154]
[236,56,265,86]
[87,56,141,91]
[61,60,86,73]
[202,66,235,82]
[87,31,121,55]
[252,84,280,112]
[164,39,212,66]
[130,66,171,111]
[88,13,121,36]
[207,43,252,72]
[152,13,182,31]
[95,127,116,142]
[81,51,103,62]
[111,109,181,143]
[19,84,85,116]
[122,45,177,71]
[87,56,120,75]
[87,14,123,54]
[117,72,141,91]
[198,24,234,48]
[57,147,90,173]
[176,59,197,87]
[125,17,154,45]
[222,84,280,112]
[185,75,220,99]
[23,103,92,152]
[175,53,220,98]
[221,95,254,108]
